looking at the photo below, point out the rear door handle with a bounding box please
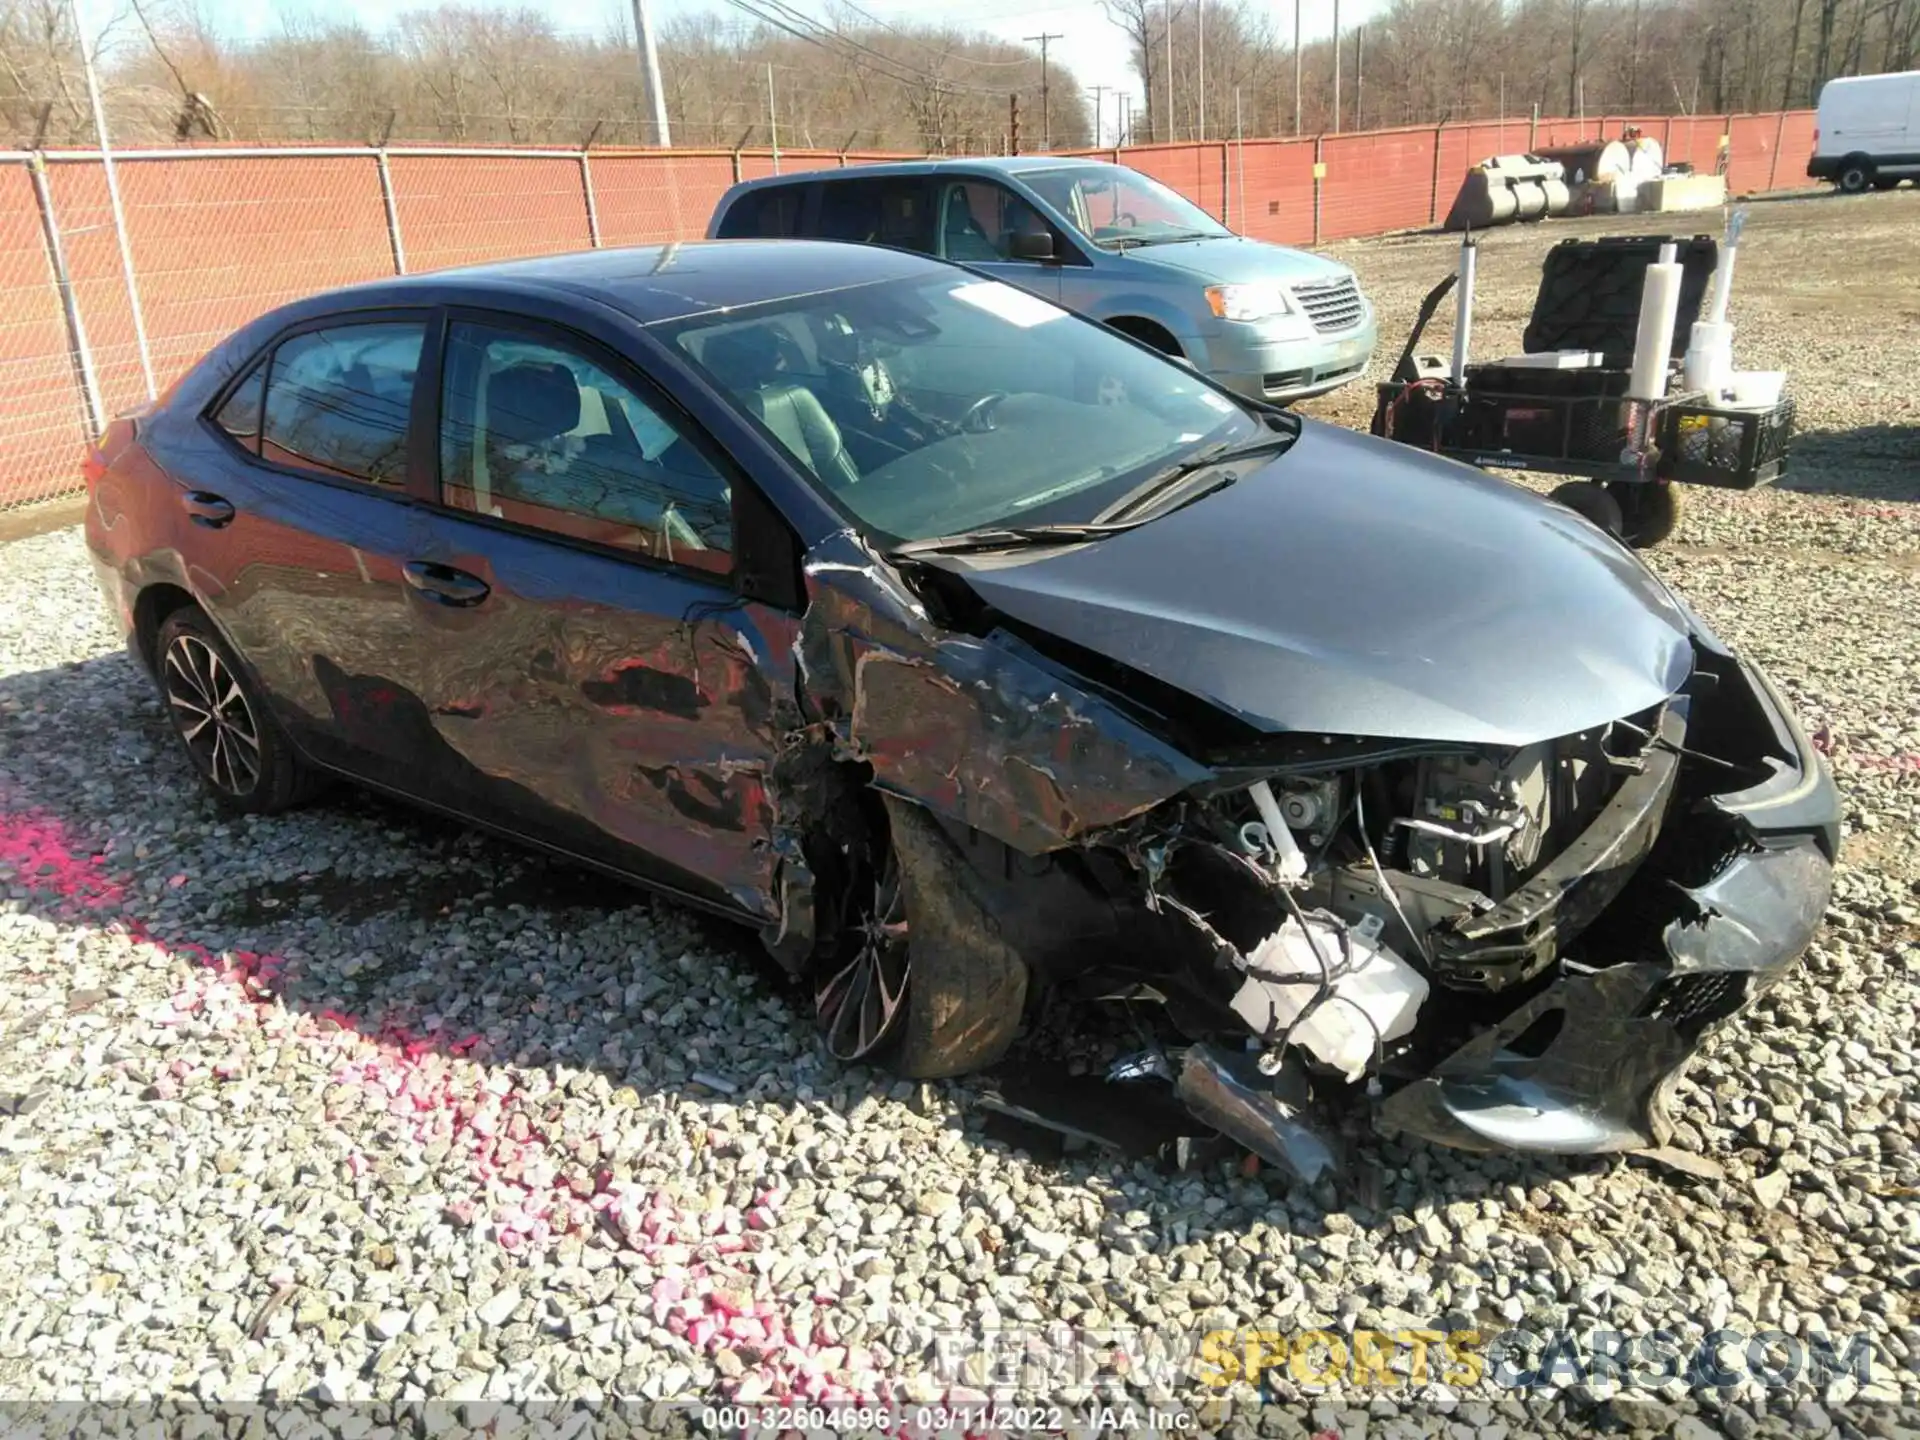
[182,491,235,528]
[403,560,490,607]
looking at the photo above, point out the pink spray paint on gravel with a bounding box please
[0,805,897,1405]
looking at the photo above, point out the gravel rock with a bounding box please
[0,193,1916,1432]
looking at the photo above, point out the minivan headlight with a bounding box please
[1204,283,1295,321]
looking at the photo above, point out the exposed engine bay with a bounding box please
[867,673,1832,1182]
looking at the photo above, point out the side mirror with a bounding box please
[1009,229,1056,262]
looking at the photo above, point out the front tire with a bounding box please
[156,607,312,814]
[812,797,1030,1078]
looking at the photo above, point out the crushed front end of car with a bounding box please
[779,423,1838,1182]
[1098,625,1839,1177]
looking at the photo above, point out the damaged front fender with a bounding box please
[795,530,1212,854]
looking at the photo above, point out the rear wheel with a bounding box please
[1608,481,1683,549]
[1549,481,1624,537]
[1837,157,1875,194]
[156,607,313,814]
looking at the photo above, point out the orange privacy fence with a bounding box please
[1,113,1816,512]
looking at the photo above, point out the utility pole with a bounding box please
[1164,0,1175,142]
[1354,24,1364,131]
[767,63,779,173]
[1009,93,1021,155]
[1292,0,1302,135]
[1196,2,1206,141]
[1091,84,1106,146]
[1332,0,1342,133]
[631,0,671,147]
[1628,0,1642,109]
[1025,32,1063,149]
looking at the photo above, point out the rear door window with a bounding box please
[716,185,807,238]
[259,321,426,488]
[211,362,265,452]
[813,177,929,251]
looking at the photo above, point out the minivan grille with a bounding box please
[1293,276,1365,333]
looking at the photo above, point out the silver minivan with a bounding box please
[708,157,1377,404]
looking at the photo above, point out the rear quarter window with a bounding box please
[717,186,807,239]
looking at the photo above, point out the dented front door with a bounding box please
[393,510,794,918]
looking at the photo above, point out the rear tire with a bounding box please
[1837,158,1875,194]
[155,607,313,814]
[1608,481,1683,549]
[1549,481,1624,537]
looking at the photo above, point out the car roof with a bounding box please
[727,155,1117,190]
[299,239,946,326]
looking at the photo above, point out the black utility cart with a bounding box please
[1370,234,1796,549]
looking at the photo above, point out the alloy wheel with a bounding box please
[163,634,262,797]
[815,850,910,1061]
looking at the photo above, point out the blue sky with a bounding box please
[187,0,1382,146]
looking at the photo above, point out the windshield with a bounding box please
[659,274,1261,543]
[1021,163,1233,248]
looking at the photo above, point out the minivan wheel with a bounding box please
[1549,481,1624,536]
[1837,159,1875,194]
[813,798,1029,1078]
[156,607,312,814]
[1607,481,1683,549]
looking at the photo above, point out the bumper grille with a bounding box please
[1293,276,1365,333]
[1636,972,1749,1038]
[1263,361,1365,396]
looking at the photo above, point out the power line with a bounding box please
[718,0,1031,96]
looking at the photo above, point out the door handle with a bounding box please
[403,560,490,607]
[182,490,235,528]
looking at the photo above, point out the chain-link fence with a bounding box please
[3,110,1818,513]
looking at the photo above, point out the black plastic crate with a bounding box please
[1657,397,1796,489]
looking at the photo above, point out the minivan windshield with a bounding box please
[1021,163,1234,248]
[660,274,1275,544]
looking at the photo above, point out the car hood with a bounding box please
[1123,235,1353,286]
[929,421,1695,748]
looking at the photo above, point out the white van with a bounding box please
[1809,70,1920,192]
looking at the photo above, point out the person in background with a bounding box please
[1623,124,1665,181]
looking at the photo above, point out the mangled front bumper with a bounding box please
[1380,651,1839,1155]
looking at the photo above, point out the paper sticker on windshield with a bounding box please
[950,281,1065,328]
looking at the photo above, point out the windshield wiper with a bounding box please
[1095,430,1296,524]
[888,520,1144,559]
[1124,230,1228,247]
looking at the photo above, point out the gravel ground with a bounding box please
[0,191,1916,1436]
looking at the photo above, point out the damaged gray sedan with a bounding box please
[87,241,1838,1179]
